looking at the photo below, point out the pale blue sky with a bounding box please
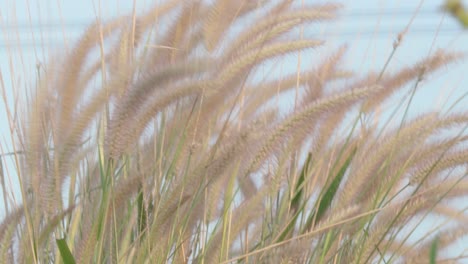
[0,0,467,260]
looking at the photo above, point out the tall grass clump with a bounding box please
[1,1,467,263]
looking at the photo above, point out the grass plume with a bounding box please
[1,1,467,263]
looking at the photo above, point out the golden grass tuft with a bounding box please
[1,0,467,263]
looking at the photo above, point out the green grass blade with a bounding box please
[276,152,312,242]
[56,238,76,264]
[290,152,312,213]
[137,186,147,236]
[304,147,357,231]
[429,235,439,264]
[316,147,357,222]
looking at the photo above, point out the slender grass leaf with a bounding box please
[56,238,76,264]
[137,185,147,236]
[291,152,312,213]
[316,147,357,222]
[276,152,313,242]
[429,235,439,264]
[304,147,357,231]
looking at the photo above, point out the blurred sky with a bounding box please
[0,0,467,254]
